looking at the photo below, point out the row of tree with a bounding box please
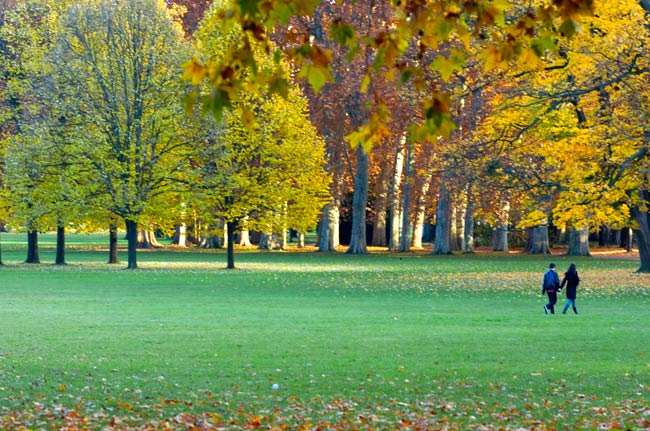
[1,0,649,272]
[0,0,330,269]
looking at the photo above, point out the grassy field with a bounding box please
[0,233,648,430]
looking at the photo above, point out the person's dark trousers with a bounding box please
[546,291,557,314]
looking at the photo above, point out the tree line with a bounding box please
[1,0,649,272]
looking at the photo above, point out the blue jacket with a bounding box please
[542,269,560,293]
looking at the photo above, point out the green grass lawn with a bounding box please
[0,233,648,430]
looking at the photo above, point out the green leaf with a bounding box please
[430,55,462,82]
[559,19,579,38]
[530,35,557,56]
[298,64,332,94]
[330,21,356,47]
[269,76,290,99]
[236,0,260,16]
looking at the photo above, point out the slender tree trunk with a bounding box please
[463,183,475,253]
[26,227,40,264]
[226,219,236,269]
[449,205,460,251]
[108,223,119,264]
[567,226,591,256]
[389,137,405,251]
[298,232,305,248]
[412,173,432,249]
[493,201,509,252]
[347,144,369,254]
[55,223,66,265]
[433,182,451,255]
[371,167,389,247]
[398,142,414,252]
[125,219,138,269]
[631,192,650,273]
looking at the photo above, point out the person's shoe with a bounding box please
[562,310,567,314]
[544,305,548,314]
[574,309,578,314]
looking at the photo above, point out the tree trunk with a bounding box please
[388,137,405,251]
[567,226,591,256]
[598,226,609,246]
[226,219,236,269]
[528,224,551,254]
[631,193,650,273]
[318,202,340,251]
[26,228,40,264]
[55,223,66,265]
[371,165,390,247]
[456,195,467,252]
[493,201,509,252]
[433,182,451,255]
[412,173,432,249]
[463,183,475,253]
[346,144,369,254]
[173,223,187,247]
[620,227,633,251]
[449,205,460,251]
[125,219,138,269]
[398,141,414,252]
[137,230,161,248]
[239,229,252,246]
[108,223,119,264]
[298,232,305,248]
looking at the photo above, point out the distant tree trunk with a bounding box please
[398,142,414,252]
[449,205,460,251]
[137,230,161,248]
[631,192,650,273]
[108,223,119,264]
[125,219,138,269]
[412,174,432,249]
[347,144,369,254]
[297,232,305,248]
[598,226,609,246]
[528,224,551,254]
[567,226,591,256]
[388,137,405,251]
[620,227,633,251]
[318,203,340,251]
[173,223,187,247]
[433,182,451,255]
[456,195,467,252]
[26,227,40,264]
[55,223,66,265]
[226,218,237,270]
[463,183,475,253]
[493,201,509,252]
[372,165,390,247]
[239,229,252,246]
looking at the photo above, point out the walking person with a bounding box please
[560,263,580,314]
[542,263,561,314]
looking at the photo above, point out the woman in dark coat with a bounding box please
[560,263,580,314]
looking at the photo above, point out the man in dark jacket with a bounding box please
[542,263,561,314]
